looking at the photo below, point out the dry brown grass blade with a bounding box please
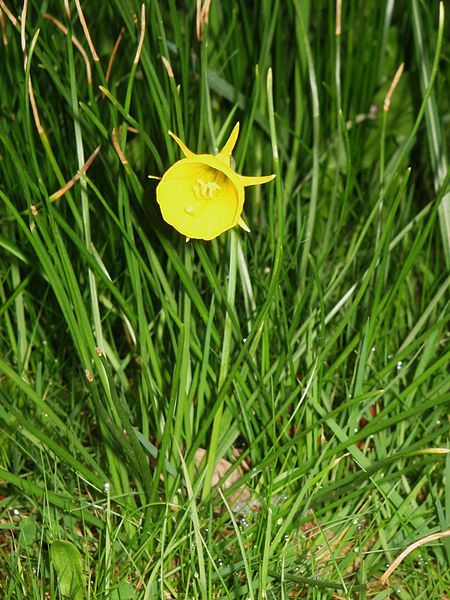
[0,0,17,28]
[196,0,211,41]
[106,26,125,83]
[74,0,99,62]
[0,9,8,44]
[43,13,92,84]
[133,4,145,66]
[111,128,128,165]
[384,63,405,112]
[50,146,101,200]
[379,529,450,585]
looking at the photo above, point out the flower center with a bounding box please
[185,177,221,216]
[193,177,221,199]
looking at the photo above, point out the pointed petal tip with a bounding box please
[240,173,276,187]
[219,122,241,159]
[168,130,194,157]
[238,217,251,233]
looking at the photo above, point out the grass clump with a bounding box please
[0,0,449,597]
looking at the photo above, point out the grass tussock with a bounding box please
[0,0,449,597]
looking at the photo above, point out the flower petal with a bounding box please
[217,122,240,163]
[238,217,250,232]
[239,174,276,187]
[168,130,195,158]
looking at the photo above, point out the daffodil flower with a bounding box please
[156,123,275,240]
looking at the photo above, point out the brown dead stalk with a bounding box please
[50,146,101,200]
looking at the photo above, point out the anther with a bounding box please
[193,178,220,201]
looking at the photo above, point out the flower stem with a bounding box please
[201,229,238,500]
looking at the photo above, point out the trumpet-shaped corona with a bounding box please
[156,123,275,240]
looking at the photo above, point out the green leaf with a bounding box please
[110,583,135,600]
[50,541,85,600]
[18,517,38,548]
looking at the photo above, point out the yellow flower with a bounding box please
[156,123,275,240]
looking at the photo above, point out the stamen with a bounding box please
[207,182,220,197]
[193,177,221,201]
